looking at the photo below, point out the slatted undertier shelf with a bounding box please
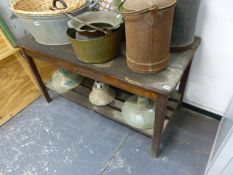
[46,78,182,137]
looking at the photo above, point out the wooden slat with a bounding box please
[44,75,183,136]
[166,91,182,119]
[109,100,123,110]
[166,109,175,119]
[167,101,180,110]
[76,78,182,119]
[169,91,182,102]
[81,78,94,88]
[61,90,161,137]
[74,85,91,96]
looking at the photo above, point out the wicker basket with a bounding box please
[11,0,87,15]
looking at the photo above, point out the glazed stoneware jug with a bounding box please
[89,81,116,106]
[122,96,156,129]
[51,68,83,93]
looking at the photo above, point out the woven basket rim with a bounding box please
[11,0,87,15]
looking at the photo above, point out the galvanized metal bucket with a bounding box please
[171,0,201,49]
[14,0,98,45]
[120,0,176,74]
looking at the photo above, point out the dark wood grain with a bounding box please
[152,94,168,157]
[17,36,201,96]
[23,48,158,100]
[178,59,193,99]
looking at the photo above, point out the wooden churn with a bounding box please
[120,0,176,74]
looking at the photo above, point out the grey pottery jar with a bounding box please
[171,0,201,48]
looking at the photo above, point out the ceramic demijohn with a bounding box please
[89,81,116,106]
[51,68,83,93]
[122,96,156,129]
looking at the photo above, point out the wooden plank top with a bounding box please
[17,35,201,95]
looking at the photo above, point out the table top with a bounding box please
[17,35,200,95]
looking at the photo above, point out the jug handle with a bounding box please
[137,96,150,108]
[95,81,106,89]
[118,0,158,16]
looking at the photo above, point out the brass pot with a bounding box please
[66,26,123,64]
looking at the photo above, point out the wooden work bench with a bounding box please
[17,35,201,157]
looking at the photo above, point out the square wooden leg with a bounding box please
[151,94,168,157]
[179,60,193,98]
[21,49,51,103]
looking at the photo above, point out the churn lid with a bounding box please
[123,0,176,11]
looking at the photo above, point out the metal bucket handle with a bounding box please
[118,0,158,15]
[52,0,68,10]
[118,0,158,26]
[52,0,109,35]
[52,0,99,11]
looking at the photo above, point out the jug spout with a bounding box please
[137,96,150,108]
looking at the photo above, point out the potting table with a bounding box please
[17,35,200,157]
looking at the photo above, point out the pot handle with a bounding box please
[118,0,158,16]
[52,0,109,35]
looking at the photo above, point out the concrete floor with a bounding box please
[0,93,219,175]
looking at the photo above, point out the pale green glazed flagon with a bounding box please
[122,96,156,129]
[51,68,83,93]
